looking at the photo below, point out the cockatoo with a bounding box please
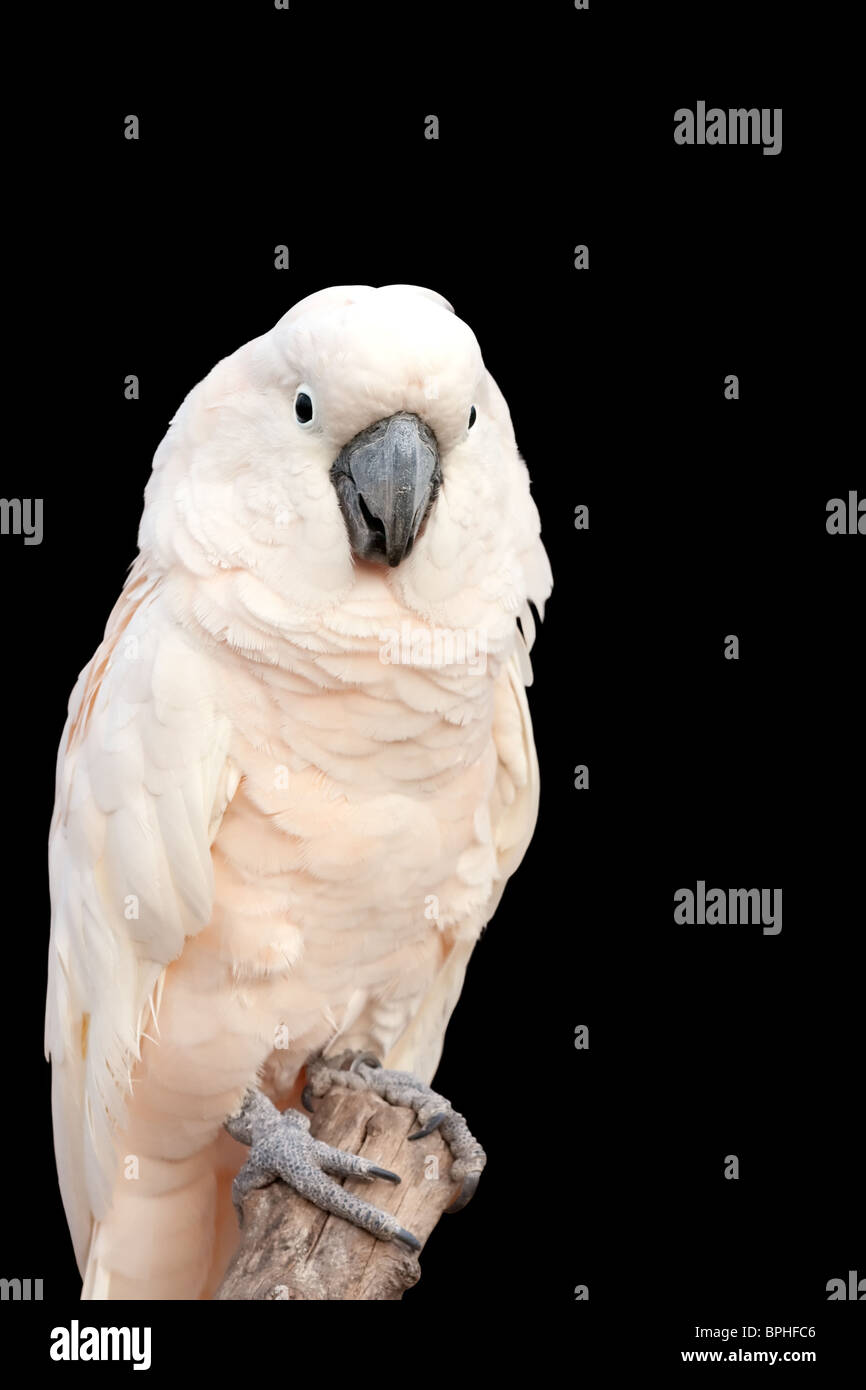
[45,284,552,1299]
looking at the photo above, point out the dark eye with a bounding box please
[294,390,314,425]
[468,405,477,429]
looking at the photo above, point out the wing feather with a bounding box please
[45,561,236,1271]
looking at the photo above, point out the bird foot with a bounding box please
[302,1049,487,1212]
[224,1088,420,1249]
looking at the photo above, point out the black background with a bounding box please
[4,0,862,1371]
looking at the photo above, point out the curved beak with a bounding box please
[330,412,441,567]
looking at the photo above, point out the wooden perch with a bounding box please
[215,1086,462,1300]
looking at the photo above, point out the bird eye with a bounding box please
[468,405,477,429]
[294,387,315,426]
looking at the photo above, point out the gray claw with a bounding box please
[368,1166,401,1183]
[301,1084,315,1112]
[409,1111,447,1140]
[393,1226,421,1251]
[445,1172,481,1213]
[350,1051,383,1072]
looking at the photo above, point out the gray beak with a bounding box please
[330,412,441,567]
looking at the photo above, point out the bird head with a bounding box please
[140,285,549,641]
[276,284,482,570]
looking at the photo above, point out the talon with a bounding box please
[298,1058,486,1227]
[350,1051,382,1072]
[301,1084,315,1112]
[445,1172,481,1213]
[408,1111,447,1140]
[368,1165,401,1183]
[393,1226,421,1251]
[229,1090,419,1247]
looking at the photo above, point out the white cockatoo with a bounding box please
[45,284,552,1299]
